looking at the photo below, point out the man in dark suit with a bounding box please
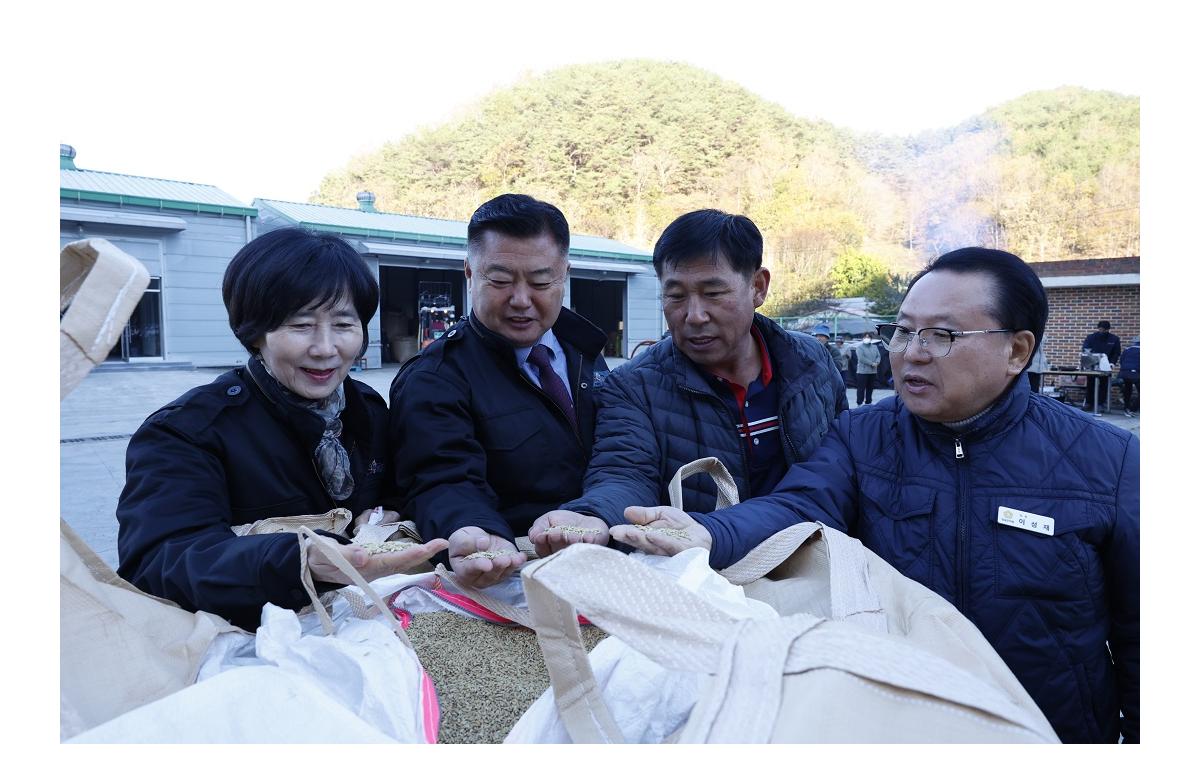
[388,194,608,587]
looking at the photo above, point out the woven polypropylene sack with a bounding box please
[522,539,1059,743]
[60,520,245,739]
[59,237,244,739]
[60,238,150,400]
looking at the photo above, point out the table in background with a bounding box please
[1039,370,1112,415]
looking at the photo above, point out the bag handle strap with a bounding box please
[679,614,824,743]
[520,544,743,743]
[297,526,413,648]
[681,614,1054,742]
[522,574,624,743]
[524,545,736,666]
[716,521,822,585]
[668,457,739,510]
[776,621,1056,739]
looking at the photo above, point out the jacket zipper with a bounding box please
[682,384,752,486]
[954,436,968,613]
[779,397,801,463]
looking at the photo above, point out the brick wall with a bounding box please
[1042,285,1140,368]
[1030,257,1140,279]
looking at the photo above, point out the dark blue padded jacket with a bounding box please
[561,313,847,525]
[695,377,1139,743]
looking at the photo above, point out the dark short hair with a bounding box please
[467,194,570,260]
[652,209,763,278]
[222,227,378,355]
[1097,320,1111,330]
[907,247,1048,371]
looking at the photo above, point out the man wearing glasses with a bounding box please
[613,247,1139,744]
[388,194,608,587]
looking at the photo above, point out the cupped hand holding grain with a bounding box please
[448,526,527,588]
[307,537,449,584]
[610,505,712,556]
[528,509,611,557]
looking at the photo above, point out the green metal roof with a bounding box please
[256,198,651,262]
[60,169,257,217]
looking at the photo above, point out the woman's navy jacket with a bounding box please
[116,368,391,630]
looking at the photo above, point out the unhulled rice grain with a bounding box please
[633,524,691,540]
[545,525,603,536]
[361,541,419,554]
[461,550,519,561]
[405,612,607,744]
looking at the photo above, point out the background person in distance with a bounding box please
[1083,320,1122,412]
[388,194,609,587]
[550,209,847,537]
[852,329,883,405]
[117,228,448,631]
[613,247,1139,744]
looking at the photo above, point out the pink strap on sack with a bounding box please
[426,584,595,626]
[429,586,519,625]
[420,671,439,744]
[392,607,414,629]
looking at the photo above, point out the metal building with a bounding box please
[60,144,662,369]
[59,145,256,367]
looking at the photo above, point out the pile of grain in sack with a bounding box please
[405,612,607,744]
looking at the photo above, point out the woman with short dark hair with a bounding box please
[116,227,446,630]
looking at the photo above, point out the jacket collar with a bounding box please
[756,314,817,400]
[244,355,373,447]
[244,355,326,447]
[911,373,1031,444]
[467,307,606,360]
[671,313,809,397]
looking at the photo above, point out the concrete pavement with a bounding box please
[60,362,1140,569]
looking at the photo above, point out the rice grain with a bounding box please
[405,612,607,743]
[634,524,692,540]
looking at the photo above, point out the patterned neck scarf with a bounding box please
[249,356,355,501]
[307,385,355,501]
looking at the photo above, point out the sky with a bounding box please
[45,0,1151,205]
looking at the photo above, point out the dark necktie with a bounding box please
[527,343,576,428]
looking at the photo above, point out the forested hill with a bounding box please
[312,60,1138,316]
[851,85,1139,265]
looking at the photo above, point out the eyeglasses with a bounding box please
[876,323,1013,358]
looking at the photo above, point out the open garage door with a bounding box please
[379,266,465,364]
[570,277,625,357]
